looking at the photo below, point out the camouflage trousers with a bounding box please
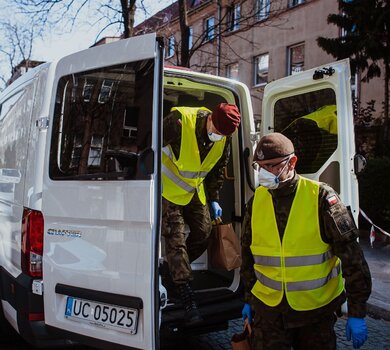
[252,303,337,350]
[162,194,212,284]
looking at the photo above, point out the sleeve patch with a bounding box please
[327,195,338,206]
[332,212,356,236]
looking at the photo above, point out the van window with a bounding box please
[274,88,337,174]
[49,59,154,180]
[0,91,24,122]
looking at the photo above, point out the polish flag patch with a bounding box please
[327,195,338,206]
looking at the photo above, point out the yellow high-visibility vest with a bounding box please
[250,177,344,311]
[283,104,338,135]
[162,106,226,205]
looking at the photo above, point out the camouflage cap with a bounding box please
[254,132,294,161]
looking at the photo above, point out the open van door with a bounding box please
[42,33,162,349]
[261,59,359,222]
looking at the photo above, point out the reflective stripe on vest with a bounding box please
[254,257,341,292]
[250,177,344,311]
[162,147,209,178]
[162,106,226,205]
[253,250,334,267]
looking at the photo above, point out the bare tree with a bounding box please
[0,21,35,87]
[136,0,289,69]
[14,0,148,40]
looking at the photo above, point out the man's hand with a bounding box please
[346,317,368,349]
[241,303,253,323]
[210,201,222,220]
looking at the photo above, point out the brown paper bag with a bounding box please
[208,223,242,271]
[231,321,252,350]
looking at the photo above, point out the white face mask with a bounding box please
[257,156,293,189]
[257,168,281,189]
[208,132,224,142]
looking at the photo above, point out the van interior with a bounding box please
[160,72,243,335]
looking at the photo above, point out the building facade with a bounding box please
[135,0,382,141]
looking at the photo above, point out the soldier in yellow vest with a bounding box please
[240,133,372,349]
[162,103,240,325]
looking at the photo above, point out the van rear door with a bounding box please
[42,33,162,349]
[261,59,359,221]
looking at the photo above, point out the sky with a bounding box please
[0,0,173,86]
[32,1,171,63]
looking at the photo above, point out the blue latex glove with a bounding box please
[210,201,222,220]
[346,317,368,349]
[241,303,252,323]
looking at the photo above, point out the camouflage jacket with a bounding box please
[163,108,231,202]
[240,173,372,326]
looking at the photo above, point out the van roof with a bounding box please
[0,62,50,101]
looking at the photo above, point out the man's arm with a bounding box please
[204,138,231,201]
[163,110,182,147]
[319,184,372,317]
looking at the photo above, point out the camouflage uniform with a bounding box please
[162,109,231,284]
[240,173,372,350]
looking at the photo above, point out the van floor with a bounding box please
[161,264,233,297]
[161,271,242,336]
[162,268,236,309]
[192,269,234,289]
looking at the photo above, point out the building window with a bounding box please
[205,16,215,41]
[254,53,269,85]
[98,79,114,104]
[226,62,239,80]
[83,79,95,102]
[188,26,193,49]
[289,0,304,8]
[255,0,270,21]
[166,36,175,58]
[227,4,240,31]
[288,43,304,75]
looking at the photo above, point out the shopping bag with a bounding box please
[231,320,252,350]
[208,222,242,271]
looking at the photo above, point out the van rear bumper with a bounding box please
[0,267,67,347]
[47,325,141,350]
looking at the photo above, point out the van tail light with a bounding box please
[21,208,44,278]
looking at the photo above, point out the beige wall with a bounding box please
[141,0,383,124]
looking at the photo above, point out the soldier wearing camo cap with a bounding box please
[240,132,371,349]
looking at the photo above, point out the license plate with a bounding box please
[65,296,138,334]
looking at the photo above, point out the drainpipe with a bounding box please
[217,0,222,76]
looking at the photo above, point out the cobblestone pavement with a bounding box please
[2,316,389,349]
[162,316,390,350]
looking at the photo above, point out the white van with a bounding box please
[0,33,361,349]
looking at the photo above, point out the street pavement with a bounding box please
[1,236,390,349]
[361,238,390,322]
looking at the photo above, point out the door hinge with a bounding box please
[32,280,44,295]
[250,131,261,143]
[36,117,49,129]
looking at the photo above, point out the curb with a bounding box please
[367,302,390,322]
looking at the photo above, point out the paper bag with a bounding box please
[208,223,242,271]
[231,321,252,350]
